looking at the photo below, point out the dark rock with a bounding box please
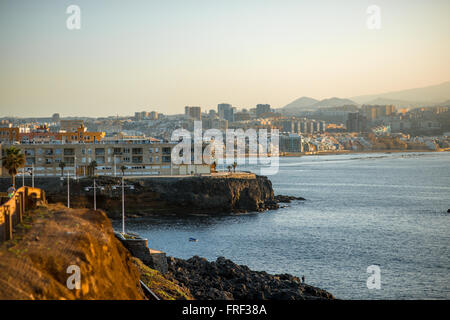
[165,255,334,300]
[274,195,306,203]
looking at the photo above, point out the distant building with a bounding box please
[346,113,368,132]
[0,127,20,143]
[18,124,105,144]
[52,113,60,122]
[361,105,396,121]
[60,119,84,133]
[149,111,159,120]
[280,134,303,153]
[256,104,271,118]
[185,106,202,120]
[234,112,251,122]
[218,103,234,122]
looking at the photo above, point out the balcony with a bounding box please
[64,149,75,156]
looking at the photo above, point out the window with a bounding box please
[155,156,159,163]
[149,148,153,153]
[124,148,130,154]
[149,156,153,163]
[155,147,159,153]
[162,155,171,163]
[123,157,130,162]
[132,156,143,164]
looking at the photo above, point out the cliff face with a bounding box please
[0,204,146,300]
[2,175,278,218]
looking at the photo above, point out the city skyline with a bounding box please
[1,0,450,117]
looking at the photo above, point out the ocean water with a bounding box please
[119,152,450,299]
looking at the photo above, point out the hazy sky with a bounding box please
[1,0,449,117]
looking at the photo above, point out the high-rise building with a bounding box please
[280,134,303,153]
[346,113,368,132]
[185,106,202,120]
[256,104,271,117]
[218,103,234,122]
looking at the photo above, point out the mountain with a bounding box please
[351,81,450,106]
[282,97,319,112]
[362,97,426,108]
[312,97,356,108]
[280,96,356,114]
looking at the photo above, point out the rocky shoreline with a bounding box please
[165,256,333,300]
[1,175,305,218]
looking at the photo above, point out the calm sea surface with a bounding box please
[119,152,450,299]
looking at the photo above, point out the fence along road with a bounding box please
[0,186,47,242]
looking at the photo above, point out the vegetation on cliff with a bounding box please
[0,204,180,300]
[132,257,194,300]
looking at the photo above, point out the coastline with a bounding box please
[0,202,333,300]
[280,149,445,157]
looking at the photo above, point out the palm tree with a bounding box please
[120,165,126,176]
[1,146,25,188]
[59,161,66,177]
[232,161,237,173]
[88,160,98,177]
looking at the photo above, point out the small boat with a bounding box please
[189,237,198,242]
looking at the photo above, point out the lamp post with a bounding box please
[112,177,134,234]
[26,166,34,188]
[84,178,104,210]
[62,172,72,208]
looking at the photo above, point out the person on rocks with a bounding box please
[301,275,305,285]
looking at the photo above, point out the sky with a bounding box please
[0,0,449,117]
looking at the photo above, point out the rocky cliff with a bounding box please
[0,203,146,299]
[1,175,282,218]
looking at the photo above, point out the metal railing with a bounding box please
[0,186,47,242]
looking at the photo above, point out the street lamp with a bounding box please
[84,178,104,210]
[25,166,34,188]
[61,172,74,208]
[112,177,135,234]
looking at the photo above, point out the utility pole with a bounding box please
[67,172,70,208]
[84,179,104,210]
[94,179,96,210]
[74,156,77,180]
[122,177,124,233]
[22,167,25,187]
[112,177,134,234]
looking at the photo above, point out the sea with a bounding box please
[118,151,450,299]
